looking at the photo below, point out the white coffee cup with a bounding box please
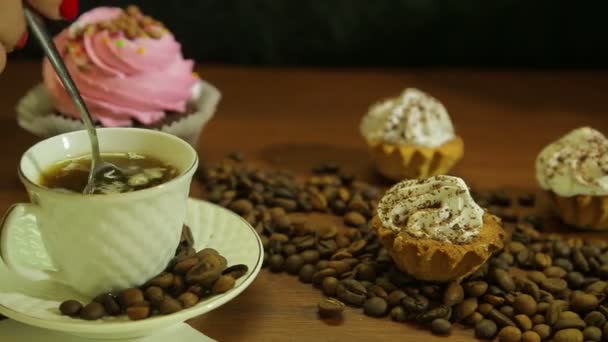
[0,128,198,297]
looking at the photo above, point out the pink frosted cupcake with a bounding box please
[17,6,220,146]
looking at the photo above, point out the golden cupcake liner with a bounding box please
[373,213,505,282]
[366,136,464,181]
[549,192,608,230]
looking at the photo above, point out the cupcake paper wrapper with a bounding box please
[374,213,505,282]
[549,192,608,230]
[16,80,221,147]
[367,136,464,181]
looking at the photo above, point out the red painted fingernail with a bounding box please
[15,31,29,50]
[60,0,79,20]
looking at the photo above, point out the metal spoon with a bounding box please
[24,8,126,194]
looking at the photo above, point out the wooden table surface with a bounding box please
[1,61,608,341]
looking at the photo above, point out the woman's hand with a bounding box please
[0,0,79,73]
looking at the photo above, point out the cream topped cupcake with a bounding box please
[17,5,220,146]
[373,175,505,282]
[536,127,608,230]
[360,88,464,180]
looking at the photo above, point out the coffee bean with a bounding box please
[464,281,488,297]
[177,292,199,308]
[559,311,580,320]
[327,260,350,274]
[336,279,367,307]
[554,258,574,272]
[186,256,224,287]
[498,326,522,342]
[282,243,297,256]
[554,317,586,331]
[387,290,407,308]
[344,211,366,227]
[585,311,607,327]
[173,257,200,274]
[585,281,607,296]
[454,298,478,322]
[317,239,337,258]
[527,271,547,284]
[322,277,339,297]
[514,314,533,331]
[80,302,106,320]
[222,264,249,280]
[300,250,320,265]
[444,282,464,307]
[546,300,568,325]
[229,199,253,215]
[402,293,430,313]
[363,297,388,317]
[348,240,367,255]
[318,297,345,317]
[126,304,150,320]
[518,194,536,207]
[534,253,552,269]
[97,294,121,316]
[571,292,599,313]
[514,293,537,316]
[416,306,451,325]
[313,268,338,285]
[268,254,284,273]
[118,288,144,309]
[159,297,182,315]
[519,330,541,342]
[553,328,583,342]
[170,274,186,295]
[272,198,298,211]
[540,278,568,293]
[298,264,316,283]
[494,268,516,292]
[476,319,498,339]
[390,306,408,322]
[354,263,377,282]
[488,309,516,327]
[500,305,515,318]
[520,280,541,302]
[59,300,83,317]
[537,302,549,314]
[564,272,585,289]
[212,275,236,294]
[573,249,590,273]
[145,286,165,306]
[316,260,329,270]
[285,255,305,275]
[485,294,505,306]
[532,324,551,341]
[478,303,494,315]
[583,326,602,342]
[544,267,566,279]
[430,318,451,335]
[149,272,174,289]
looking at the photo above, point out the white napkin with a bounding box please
[0,320,216,342]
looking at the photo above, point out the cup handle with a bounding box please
[0,203,58,281]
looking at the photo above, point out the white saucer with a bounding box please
[0,198,263,339]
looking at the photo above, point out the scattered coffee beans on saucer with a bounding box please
[197,154,608,340]
[59,226,248,321]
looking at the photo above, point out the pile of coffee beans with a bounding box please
[59,226,247,321]
[198,155,608,341]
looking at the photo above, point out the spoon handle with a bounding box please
[24,8,102,166]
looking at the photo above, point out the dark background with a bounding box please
[15,0,608,67]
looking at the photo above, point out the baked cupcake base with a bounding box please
[16,81,221,147]
[549,191,608,230]
[373,213,505,282]
[367,136,464,181]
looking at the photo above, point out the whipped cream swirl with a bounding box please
[377,175,484,244]
[536,127,608,196]
[360,88,456,147]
